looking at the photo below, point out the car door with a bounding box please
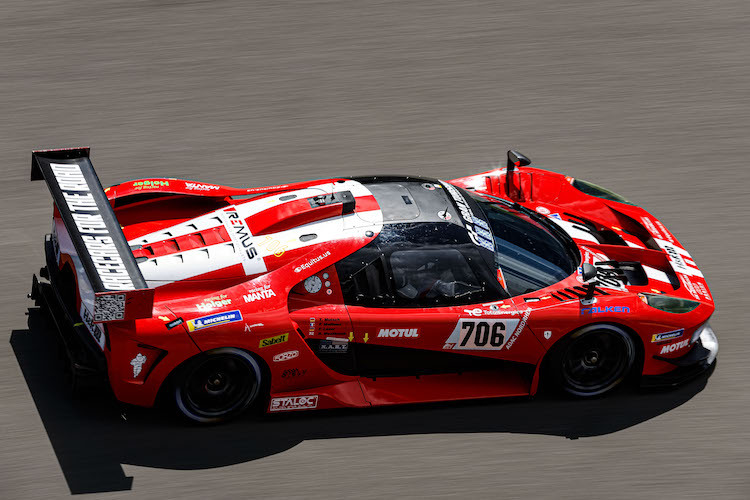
[338,225,526,377]
[287,263,357,375]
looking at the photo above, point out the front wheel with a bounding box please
[174,348,263,424]
[554,324,636,397]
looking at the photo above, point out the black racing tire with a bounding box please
[551,324,636,397]
[173,348,263,424]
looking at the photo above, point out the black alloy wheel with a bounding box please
[558,324,636,397]
[174,348,262,424]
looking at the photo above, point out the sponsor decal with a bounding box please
[535,206,550,215]
[654,219,674,243]
[548,212,562,221]
[244,322,264,333]
[655,239,703,278]
[158,315,170,322]
[132,180,169,190]
[259,333,289,348]
[660,339,690,354]
[580,305,630,315]
[281,368,307,378]
[196,294,232,312]
[463,307,518,317]
[166,317,184,329]
[50,163,135,290]
[294,251,331,273]
[544,330,552,340]
[442,182,494,252]
[223,206,266,276]
[187,310,242,332]
[257,235,287,258]
[273,350,300,362]
[185,182,220,191]
[269,395,319,412]
[504,308,532,350]
[243,284,276,303]
[308,317,316,336]
[640,217,660,237]
[679,275,700,300]
[662,243,688,272]
[130,353,147,377]
[319,338,349,353]
[443,318,522,351]
[693,280,712,302]
[80,303,106,350]
[377,328,419,338]
[651,329,684,343]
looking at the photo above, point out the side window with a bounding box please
[390,248,489,307]
[337,223,506,308]
[336,244,394,307]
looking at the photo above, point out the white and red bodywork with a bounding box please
[37,152,716,413]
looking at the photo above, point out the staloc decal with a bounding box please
[269,395,319,412]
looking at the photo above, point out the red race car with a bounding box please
[29,148,718,423]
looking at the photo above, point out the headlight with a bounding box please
[572,178,634,205]
[640,293,700,314]
[691,323,718,364]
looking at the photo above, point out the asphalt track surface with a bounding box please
[2,1,749,498]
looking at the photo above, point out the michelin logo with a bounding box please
[131,353,147,377]
[651,329,684,343]
[187,310,242,332]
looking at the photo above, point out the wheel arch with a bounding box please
[155,346,272,410]
[538,321,645,393]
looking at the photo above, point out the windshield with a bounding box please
[469,193,578,296]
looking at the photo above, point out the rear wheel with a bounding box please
[174,348,262,424]
[555,324,636,397]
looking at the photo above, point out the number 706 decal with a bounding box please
[443,318,521,350]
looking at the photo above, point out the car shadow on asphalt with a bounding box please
[10,308,713,495]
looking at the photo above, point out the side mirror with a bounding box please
[581,263,597,281]
[506,150,532,200]
[581,263,599,302]
[507,150,531,169]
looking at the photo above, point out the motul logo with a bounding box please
[378,328,419,338]
[660,339,690,354]
[269,395,319,411]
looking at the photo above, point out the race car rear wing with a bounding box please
[31,148,154,322]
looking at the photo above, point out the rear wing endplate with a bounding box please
[32,148,153,322]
